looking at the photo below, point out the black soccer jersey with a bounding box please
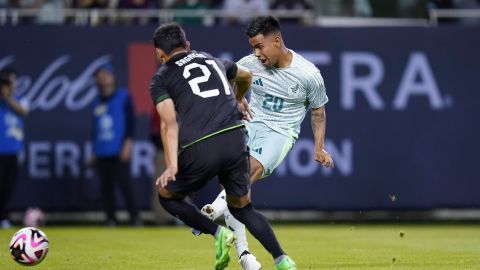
[150,50,243,148]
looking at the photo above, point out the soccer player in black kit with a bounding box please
[150,23,297,270]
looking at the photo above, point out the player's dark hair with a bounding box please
[245,16,281,38]
[152,23,187,55]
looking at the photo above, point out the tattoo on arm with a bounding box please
[311,109,325,134]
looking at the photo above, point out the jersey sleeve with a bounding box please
[217,58,238,80]
[236,55,256,69]
[306,69,329,109]
[149,72,170,105]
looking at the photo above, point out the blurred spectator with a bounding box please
[90,64,141,227]
[222,0,269,25]
[271,0,313,24]
[73,0,110,8]
[313,0,372,17]
[118,0,159,25]
[119,0,158,8]
[8,0,43,8]
[171,0,208,25]
[0,68,28,229]
[35,0,69,24]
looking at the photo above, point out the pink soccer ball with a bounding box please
[9,227,49,266]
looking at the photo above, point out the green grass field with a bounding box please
[1,224,479,269]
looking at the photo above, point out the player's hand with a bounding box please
[315,148,334,168]
[156,166,178,188]
[238,98,252,121]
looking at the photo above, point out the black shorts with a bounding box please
[166,127,250,197]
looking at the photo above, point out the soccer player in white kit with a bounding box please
[200,16,334,270]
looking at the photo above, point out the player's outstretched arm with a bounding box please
[156,98,179,187]
[311,106,334,168]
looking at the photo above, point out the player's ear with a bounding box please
[274,35,282,48]
[185,41,191,51]
[155,48,167,64]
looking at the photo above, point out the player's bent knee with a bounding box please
[226,193,251,208]
[158,187,175,199]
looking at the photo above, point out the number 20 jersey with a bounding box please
[149,51,242,148]
[238,50,329,140]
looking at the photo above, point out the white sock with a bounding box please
[210,189,228,220]
[224,209,249,258]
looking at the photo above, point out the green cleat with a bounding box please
[275,256,297,270]
[215,227,235,270]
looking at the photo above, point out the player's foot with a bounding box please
[275,256,296,270]
[215,227,235,270]
[239,253,262,270]
[191,204,217,236]
[201,204,217,220]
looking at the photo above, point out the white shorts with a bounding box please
[245,121,295,178]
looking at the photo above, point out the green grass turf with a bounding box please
[1,224,480,269]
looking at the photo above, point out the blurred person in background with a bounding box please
[271,0,313,25]
[222,0,269,25]
[118,0,159,25]
[0,68,28,229]
[171,0,208,25]
[90,64,141,227]
[35,0,69,25]
[73,0,110,8]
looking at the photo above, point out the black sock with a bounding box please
[158,195,218,236]
[229,203,285,258]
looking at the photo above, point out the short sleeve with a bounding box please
[236,55,256,69]
[306,69,329,109]
[217,58,238,80]
[149,73,170,105]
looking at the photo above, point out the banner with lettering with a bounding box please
[0,26,478,211]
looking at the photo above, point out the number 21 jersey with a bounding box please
[150,51,242,148]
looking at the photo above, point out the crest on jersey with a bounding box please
[288,84,299,95]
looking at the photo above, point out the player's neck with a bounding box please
[165,48,189,63]
[275,48,292,69]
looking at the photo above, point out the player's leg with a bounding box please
[206,122,294,218]
[157,142,235,270]
[206,125,294,259]
[157,187,234,270]
[201,122,265,222]
[158,188,219,236]
[227,195,296,269]
[219,127,296,269]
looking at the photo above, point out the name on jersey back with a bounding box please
[175,53,207,67]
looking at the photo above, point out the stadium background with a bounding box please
[0,0,479,221]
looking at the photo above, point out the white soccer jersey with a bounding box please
[237,50,328,139]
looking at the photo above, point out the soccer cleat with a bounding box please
[239,253,262,270]
[275,256,297,270]
[215,227,235,270]
[201,204,217,220]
